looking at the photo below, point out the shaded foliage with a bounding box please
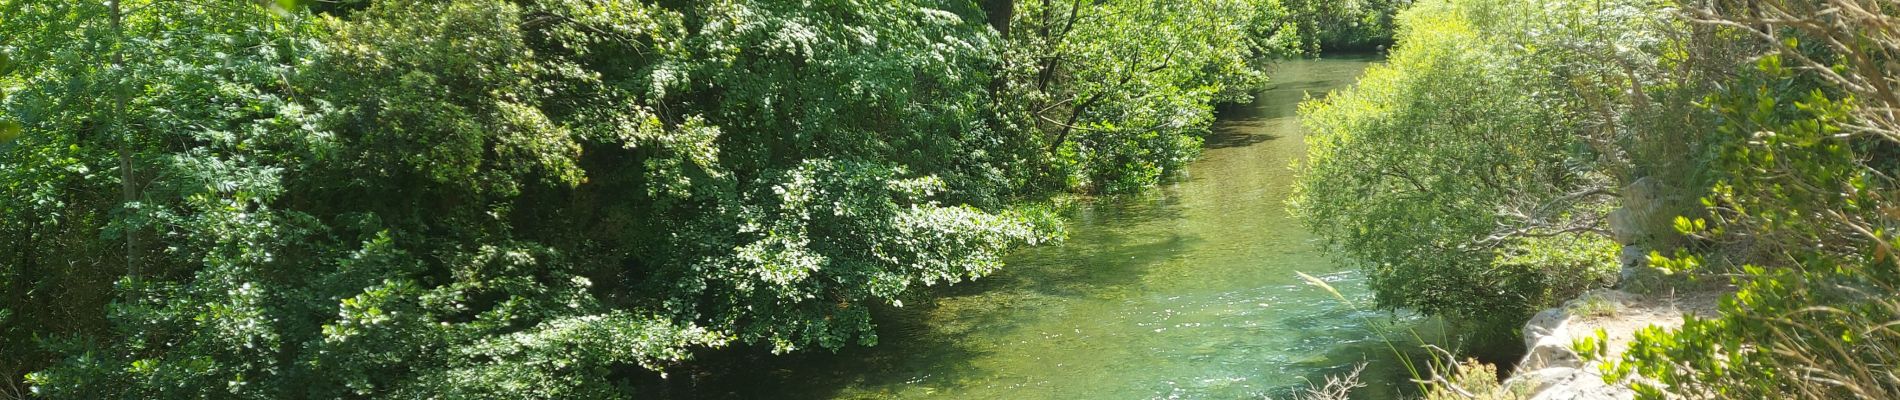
[0,0,1286,397]
[1281,0,1407,54]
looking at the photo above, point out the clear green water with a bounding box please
[691,56,1428,400]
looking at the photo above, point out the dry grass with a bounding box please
[1287,363,1368,400]
[1421,358,1524,400]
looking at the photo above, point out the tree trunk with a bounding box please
[982,0,1013,38]
[109,0,139,280]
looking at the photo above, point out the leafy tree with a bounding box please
[997,0,1297,193]
[0,0,305,393]
[1291,0,1645,334]
[2,0,1280,396]
[1279,0,1407,54]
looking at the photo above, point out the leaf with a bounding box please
[267,0,302,17]
[0,121,20,143]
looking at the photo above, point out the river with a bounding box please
[681,56,1429,400]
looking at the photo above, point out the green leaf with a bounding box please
[0,121,20,143]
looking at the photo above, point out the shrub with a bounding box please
[1604,2,1900,394]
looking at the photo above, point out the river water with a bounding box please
[689,56,1428,399]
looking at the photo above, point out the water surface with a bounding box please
[697,56,1421,400]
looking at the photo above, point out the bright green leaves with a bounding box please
[321,0,583,195]
[1643,249,1701,276]
[406,312,724,399]
[1004,0,1280,194]
[1293,0,1636,324]
[264,0,308,17]
[677,160,1041,353]
[1603,7,1900,395]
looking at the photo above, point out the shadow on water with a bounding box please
[666,193,1202,399]
[1203,129,1281,150]
[659,320,986,400]
[1204,95,1289,149]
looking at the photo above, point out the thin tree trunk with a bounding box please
[109,0,139,280]
[983,0,1014,38]
[11,217,33,319]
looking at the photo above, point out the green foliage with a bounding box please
[999,0,1295,193]
[0,0,1277,396]
[1291,0,1642,327]
[1607,49,1900,399]
[1496,234,1624,303]
[1279,0,1406,54]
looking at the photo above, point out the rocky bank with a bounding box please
[1499,284,1725,400]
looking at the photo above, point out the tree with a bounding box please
[4,0,1287,396]
[6,0,1045,396]
[1279,0,1407,54]
[1290,0,1676,340]
[997,0,1296,193]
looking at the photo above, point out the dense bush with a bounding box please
[0,0,1291,396]
[1298,0,1900,397]
[1291,0,1660,336]
[1286,9,1900,397]
[1597,2,1900,398]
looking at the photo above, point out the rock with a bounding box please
[1618,245,1647,270]
[1521,333,1583,372]
[1522,307,1568,348]
[1617,257,1674,294]
[1607,245,1646,289]
[1608,176,1686,249]
[1607,207,1641,245]
[1518,307,1580,372]
[1606,177,1659,246]
[1506,363,1634,400]
[1528,368,1633,400]
[1506,359,1634,400]
[1505,288,1670,400]
[1504,366,1579,394]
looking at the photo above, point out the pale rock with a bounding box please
[1527,367,1633,400]
[1503,366,1579,394]
[1518,307,1580,372]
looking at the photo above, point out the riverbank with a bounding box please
[1345,281,1732,400]
[1505,284,1726,398]
[651,57,1418,400]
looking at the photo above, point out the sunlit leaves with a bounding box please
[1293,0,1630,324]
[999,0,1283,194]
[680,159,1041,352]
[1609,24,1900,397]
